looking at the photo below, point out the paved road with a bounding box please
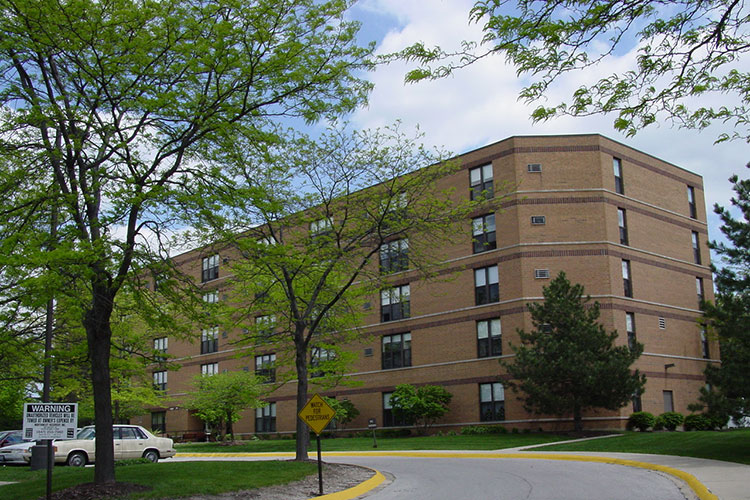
[326,454,691,500]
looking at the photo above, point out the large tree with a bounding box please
[404,0,750,142]
[0,0,372,484]
[699,170,750,421]
[214,124,488,459]
[503,272,646,431]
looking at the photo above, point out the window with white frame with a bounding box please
[201,362,218,376]
[618,208,629,245]
[696,277,704,305]
[381,284,410,322]
[203,291,219,303]
[153,371,167,391]
[201,326,218,354]
[469,164,494,200]
[474,265,499,305]
[622,260,633,297]
[255,315,275,339]
[255,403,276,433]
[202,254,219,282]
[626,312,637,351]
[380,239,409,274]
[700,328,710,359]
[310,217,332,235]
[479,382,505,421]
[382,333,411,369]
[472,214,496,253]
[382,392,407,427]
[154,337,168,361]
[310,346,336,378]
[692,231,701,264]
[687,185,697,218]
[614,158,624,194]
[255,353,276,382]
[477,318,502,358]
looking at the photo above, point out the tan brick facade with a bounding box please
[130,134,717,437]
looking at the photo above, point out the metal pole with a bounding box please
[43,206,57,500]
[316,434,323,496]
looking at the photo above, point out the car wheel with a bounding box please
[142,450,159,463]
[67,451,87,467]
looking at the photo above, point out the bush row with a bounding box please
[627,411,722,431]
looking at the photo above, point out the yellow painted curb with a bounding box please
[175,451,717,500]
[311,469,386,500]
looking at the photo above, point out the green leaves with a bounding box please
[390,383,452,434]
[504,271,645,431]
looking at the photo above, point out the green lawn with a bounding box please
[530,429,750,465]
[175,432,569,453]
[0,461,317,499]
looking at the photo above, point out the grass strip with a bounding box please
[0,460,317,499]
[175,433,569,453]
[529,429,750,465]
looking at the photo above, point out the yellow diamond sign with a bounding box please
[298,393,336,435]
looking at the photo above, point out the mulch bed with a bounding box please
[44,481,152,500]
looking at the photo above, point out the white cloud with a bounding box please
[350,0,747,248]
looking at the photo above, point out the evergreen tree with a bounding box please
[699,171,750,421]
[503,272,646,431]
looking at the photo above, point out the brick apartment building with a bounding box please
[131,134,717,436]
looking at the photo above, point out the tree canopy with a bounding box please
[403,0,750,142]
[213,124,488,459]
[390,383,452,434]
[503,272,646,431]
[0,0,372,484]
[186,371,265,441]
[699,169,750,421]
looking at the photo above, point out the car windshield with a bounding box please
[76,428,95,440]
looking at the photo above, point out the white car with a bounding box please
[0,441,35,464]
[52,425,175,466]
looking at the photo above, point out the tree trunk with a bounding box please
[226,411,233,440]
[573,403,583,432]
[294,329,310,460]
[84,288,116,485]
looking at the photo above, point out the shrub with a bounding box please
[683,414,714,431]
[460,425,507,435]
[655,412,684,431]
[627,411,656,431]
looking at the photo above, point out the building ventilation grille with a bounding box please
[535,269,550,279]
[531,215,546,225]
[527,163,542,173]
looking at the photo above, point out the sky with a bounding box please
[344,0,748,257]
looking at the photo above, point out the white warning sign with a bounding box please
[23,403,78,440]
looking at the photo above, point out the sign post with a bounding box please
[297,394,336,496]
[368,418,378,448]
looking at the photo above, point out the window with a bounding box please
[153,371,167,391]
[203,291,218,303]
[480,382,505,421]
[381,284,410,322]
[622,260,632,298]
[700,328,710,359]
[382,392,407,427]
[530,215,546,225]
[151,411,166,434]
[696,277,704,305]
[201,326,218,354]
[663,390,674,413]
[201,362,218,376]
[687,186,697,218]
[527,163,542,173]
[618,208,629,245]
[626,312,637,351]
[255,403,276,433]
[310,217,332,235]
[380,239,409,274]
[472,214,496,253]
[692,231,701,264]
[469,163,494,200]
[613,158,624,194]
[382,333,411,369]
[154,337,168,361]
[255,315,275,338]
[201,254,219,282]
[311,346,336,377]
[534,269,550,279]
[255,353,276,382]
[477,318,502,357]
[475,265,499,305]
[632,393,643,413]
